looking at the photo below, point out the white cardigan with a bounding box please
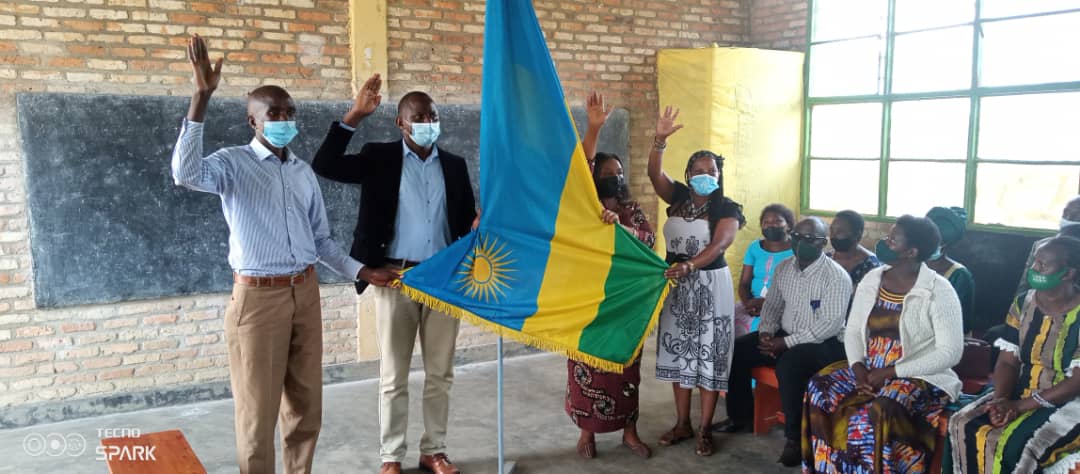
[846,263,965,400]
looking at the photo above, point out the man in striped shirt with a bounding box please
[717,217,852,466]
[171,35,394,474]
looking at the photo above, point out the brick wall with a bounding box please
[0,0,750,418]
[384,0,750,215]
[748,0,807,51]
[0,0,370,412]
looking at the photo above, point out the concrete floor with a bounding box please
[0,339,795,473]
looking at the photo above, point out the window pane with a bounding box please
[895,0,974,32]
[809,160,879,214]
[886,162,966,217]
[978,92,1080,162]
[809,103,883,158]
[981,0,1080,18]
[812,0,887,42]
[975,164,1080,229]
[981,12,1080,87]
[891,27,973,93]
[890,98,970,160]
[809,38,885,97]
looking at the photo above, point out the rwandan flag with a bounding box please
[398,0,671,372]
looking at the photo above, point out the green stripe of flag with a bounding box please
[579,228,667,365]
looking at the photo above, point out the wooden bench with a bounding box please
[100,429,206,474]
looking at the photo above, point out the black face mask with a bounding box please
[762,226,787,242]
[596,175,626,199]
[830,236,857,252]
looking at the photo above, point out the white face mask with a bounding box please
[1062,218,1080,231]
[408,122,440,148]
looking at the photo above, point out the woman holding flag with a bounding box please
[564,92,655,461]
[648,106,746,457]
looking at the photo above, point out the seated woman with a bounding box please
[926,206,977,332]
[827,209,881,289]
[734,203,794,336]
[946,236,1080,474]
[564,91,653,460]
[801,215,964,472]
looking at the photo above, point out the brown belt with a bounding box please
[233,265,315,288]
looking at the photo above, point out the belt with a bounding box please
[665,253,727,270]
[233,265,315,288]
[385,258,420,269]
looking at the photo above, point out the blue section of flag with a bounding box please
[400,0,581,331]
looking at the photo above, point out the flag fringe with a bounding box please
[398,283,671,374]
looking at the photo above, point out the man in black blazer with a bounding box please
[312,74,474,474]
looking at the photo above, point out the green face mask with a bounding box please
[875,239,899,264]
[1027,267,1069,291]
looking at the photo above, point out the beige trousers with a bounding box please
[224,274,322,474]
[373,286,461,463]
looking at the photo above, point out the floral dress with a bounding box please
[802,286,950,473]
[654,190,742,392]
[565,199,653,432]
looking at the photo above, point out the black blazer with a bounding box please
[311,122,477,294]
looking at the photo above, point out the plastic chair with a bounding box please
[751,366,785,435]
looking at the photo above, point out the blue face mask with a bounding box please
[262,120,298,148]
[928,246,943,261]
[409,122,441,148]
[689,174,719,196]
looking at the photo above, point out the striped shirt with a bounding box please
[171,119,363,278]
[759,253,852,347]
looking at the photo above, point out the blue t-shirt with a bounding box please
[743,239,794,298]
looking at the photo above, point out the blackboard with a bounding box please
[17,93,630,308]
[949,229,1042,332]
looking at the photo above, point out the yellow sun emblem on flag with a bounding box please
[458,234,516,303]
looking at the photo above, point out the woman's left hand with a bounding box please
[601,209,619,225]
[664,262,690,279]
[987,398,1037,427]
[860,367,896,395]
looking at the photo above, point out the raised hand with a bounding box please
[586,91,613,130]
[187,34,222,94]
[655,106,684,140]
[345,73,382,126]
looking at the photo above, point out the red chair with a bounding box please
[751,366,785,435]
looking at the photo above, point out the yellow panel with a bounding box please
[349,0,389,92]
[350,0,388,362]
[657,47,804,297]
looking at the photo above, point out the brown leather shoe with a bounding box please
[380,462,402,474]
[419,453,460,474]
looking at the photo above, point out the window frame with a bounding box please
[800,0,1080,235]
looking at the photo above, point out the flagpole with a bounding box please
[496,336,515,474]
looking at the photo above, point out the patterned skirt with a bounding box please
[654,267,735,392]
[801,361,950,473]
[946,393,1080,474]
[565,358,641,433]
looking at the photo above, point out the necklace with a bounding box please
[681,199,709,222]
